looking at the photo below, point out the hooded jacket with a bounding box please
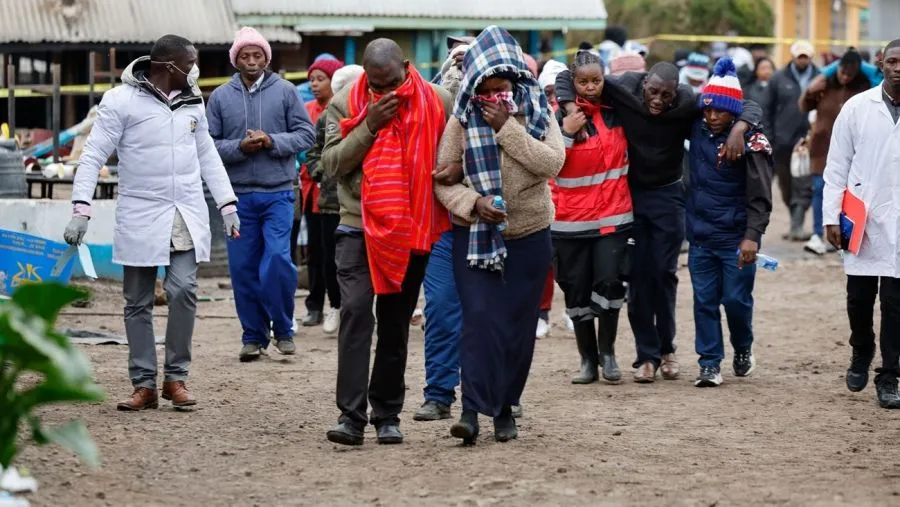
[71,57,237,266]
[206,72,316,193]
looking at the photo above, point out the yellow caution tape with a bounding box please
[0,71,308,98]
[1,33,889,98]
[635,33,891,47]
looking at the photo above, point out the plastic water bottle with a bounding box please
[737,249,779,271]
[492,195,508,232]
[754,252,779,271]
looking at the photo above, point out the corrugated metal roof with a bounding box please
[231,0,607,20]
[253,26,303,44]
[0,0,299,45]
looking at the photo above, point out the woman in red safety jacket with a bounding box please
[554,50,633,385]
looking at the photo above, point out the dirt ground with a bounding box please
[15,197,900,507]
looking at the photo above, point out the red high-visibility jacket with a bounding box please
[552,99,632,238]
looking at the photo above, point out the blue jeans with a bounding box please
[688,245,756,368]
[812,175,825,238]
[422,232,461,406]
[227,191,298,346]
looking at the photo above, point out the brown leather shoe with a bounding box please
[660,353,681,380]
[116,387,159,411]
[162,381,197,408]
[633,361,657,383]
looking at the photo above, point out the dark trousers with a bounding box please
[774,145,812,227]
[305,211,341,312]
[847,275,900,383]
[688,245,756,368]
[453,226,551,418]
[334,233,427,428]
[554,231,629,321]
[628,181,684,367]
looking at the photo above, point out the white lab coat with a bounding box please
[823,86,900,277]
[73,62,236,267]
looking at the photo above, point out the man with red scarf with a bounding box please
[320,39,453,446]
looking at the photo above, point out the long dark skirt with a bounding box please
[453,225,552,418]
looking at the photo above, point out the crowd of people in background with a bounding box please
[61,22,900,446]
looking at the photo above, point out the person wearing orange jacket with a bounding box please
[553,51,632,384]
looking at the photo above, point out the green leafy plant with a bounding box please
[0,283,105,469]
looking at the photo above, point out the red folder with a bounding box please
[842,190,867,255]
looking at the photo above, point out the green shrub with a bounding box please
[0,284,105,469]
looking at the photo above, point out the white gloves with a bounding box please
[221,205,240,239]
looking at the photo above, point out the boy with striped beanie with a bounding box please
[686,57,774,387]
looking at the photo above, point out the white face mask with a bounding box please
[165,62,200,88]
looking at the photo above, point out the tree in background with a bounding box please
[565,0,775,63]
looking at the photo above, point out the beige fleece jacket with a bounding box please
[434,115,566,239]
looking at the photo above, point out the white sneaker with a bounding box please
[804,235,827,256]
[323,309,340,335]
[563,313,575,333]
[536,318,550,339]
[271,318,299,338]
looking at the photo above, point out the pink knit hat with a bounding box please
[609,52,646,76]
[229,27,272,68]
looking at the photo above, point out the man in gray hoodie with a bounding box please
[207,27,316,361]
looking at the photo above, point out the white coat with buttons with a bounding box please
[823,86,900,277]
[72,57,237,267]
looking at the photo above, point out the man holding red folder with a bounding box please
[823,39,900,410]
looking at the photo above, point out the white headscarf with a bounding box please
[331,65,364,94]
[538,60,568,90]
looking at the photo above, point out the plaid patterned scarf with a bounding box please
[340,67,450,294]
[453,25,551,272]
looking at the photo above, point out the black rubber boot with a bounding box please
[493,406,518,442]
[572,320,599,384]
[597,310,622,383]
[450,410,480,445]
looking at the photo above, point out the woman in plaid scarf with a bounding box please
[434,25,565,444]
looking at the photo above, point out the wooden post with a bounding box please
[88,51,96,106]
[52,63,61,163]
[6,64,15,140]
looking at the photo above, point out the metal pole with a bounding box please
[5,64,14,139]
[52,63,61,163]
[109,48,116,87]
[88,51,96,106]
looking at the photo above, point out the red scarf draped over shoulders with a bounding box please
[339,67,450,294]
[301,100,327,213]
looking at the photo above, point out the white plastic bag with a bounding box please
[790,138,811,178]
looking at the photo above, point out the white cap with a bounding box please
[791,40,814,58]
[538,60,568,90]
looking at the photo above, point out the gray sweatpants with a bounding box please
[123,250,198,389]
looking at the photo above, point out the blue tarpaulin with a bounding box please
[0,229,76,296]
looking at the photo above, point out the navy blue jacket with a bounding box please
[686,120,774,249]
[206,72,316,193]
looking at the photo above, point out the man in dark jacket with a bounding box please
[765,40,819,240]
[207,28,316,361]
[556,61,762,384]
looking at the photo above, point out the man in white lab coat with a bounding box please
[823,39,900,409]
[64,35,240,411]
